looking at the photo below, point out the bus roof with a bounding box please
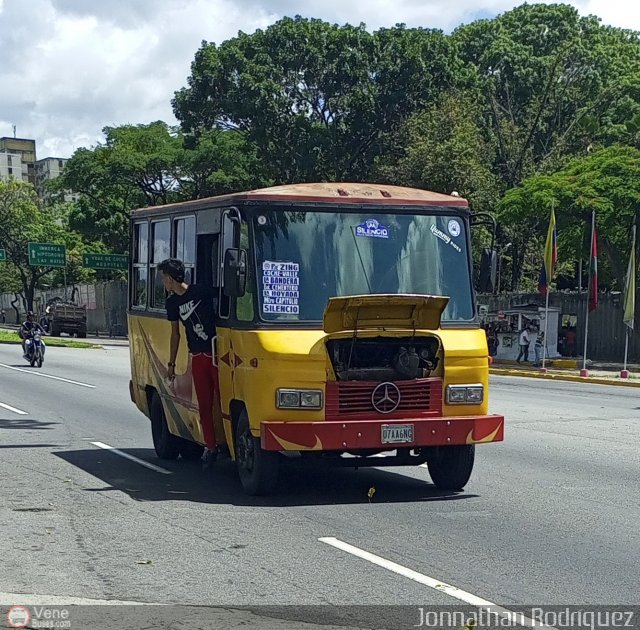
[131,183,469,216]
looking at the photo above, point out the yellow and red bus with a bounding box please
[128,183,504,495]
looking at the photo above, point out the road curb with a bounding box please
[490,367,640,388]
[0,339,99,350]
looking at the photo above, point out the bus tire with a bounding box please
[235,410,279,496]
[427,445,475,491]
[150,393,179,460]
[178,438,204,460]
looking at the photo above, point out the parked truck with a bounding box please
[42,298,87,338]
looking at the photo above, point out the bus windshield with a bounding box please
[252,209,474,323]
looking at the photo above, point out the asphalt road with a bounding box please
[0,343,638,628]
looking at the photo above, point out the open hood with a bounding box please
[323,294,450,334]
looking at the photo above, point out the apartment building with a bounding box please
[0,137,36,185]
[0,151,28,182]
[35,156,80,203]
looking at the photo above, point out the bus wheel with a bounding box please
[150,393,179,460]
[178,438,204,461]
[235,410,279,496]
[427,445,475,491]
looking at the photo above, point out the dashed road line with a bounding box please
[0,363,96,388]
[90,441,172,475]
[0,401,28,415]
[319,537,556,629]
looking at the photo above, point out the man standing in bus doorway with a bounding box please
[158,258,220,470]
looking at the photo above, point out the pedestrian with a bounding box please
[158,258,220,470]
[534,332,545,366]
[516,326,531,363]
[0,309,5,324]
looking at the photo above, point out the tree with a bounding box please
[499,144,640,290]
[62,122,264,252]
[375,91,500,215]
[452,3,640,286]
[173,16,459,183]
[0,181,69,311]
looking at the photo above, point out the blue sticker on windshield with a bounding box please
[355,219,390,239]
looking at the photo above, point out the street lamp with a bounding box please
[497,242,512,293]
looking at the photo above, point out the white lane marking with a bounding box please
[0,362,96,389]
[319,537,556,629]
[0,592,154,606]
[0,401,28,415]
[90,441,172,475]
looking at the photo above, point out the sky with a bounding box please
[1,0,639,159]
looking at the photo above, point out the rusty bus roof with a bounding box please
[131,183,469,216]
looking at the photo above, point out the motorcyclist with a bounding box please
[20,311,46,358]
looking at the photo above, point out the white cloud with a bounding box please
[0,0,636,158]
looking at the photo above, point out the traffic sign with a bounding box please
[82,253,129,270]
[0,249,6,263]
[28,242,66,267]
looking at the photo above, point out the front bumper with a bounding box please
[260,414,504,452]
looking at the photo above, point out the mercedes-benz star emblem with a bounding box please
[371,382,401,414]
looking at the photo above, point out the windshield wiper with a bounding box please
[350,226,373,294]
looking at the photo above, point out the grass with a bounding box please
[0,331,99,349]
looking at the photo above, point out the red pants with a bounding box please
[191,353,220,450]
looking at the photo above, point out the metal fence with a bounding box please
[479,291,640,362]
[0,281,128,336]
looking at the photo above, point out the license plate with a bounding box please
[381,424,414,444]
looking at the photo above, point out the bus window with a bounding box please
[132,221,148,308]
[150,219,170,309]
[173,216,195,283]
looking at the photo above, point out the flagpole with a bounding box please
[622,224,636,377]
[541,287,550,370]
[542,206,555,372]
[624,328,630,372]
[581,211,595,376]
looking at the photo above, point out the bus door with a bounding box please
[216,208,241,443]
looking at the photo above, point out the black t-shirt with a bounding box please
[166,285,218,355]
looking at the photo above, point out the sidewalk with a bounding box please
[0,325,129,347]
[491,359,640,388]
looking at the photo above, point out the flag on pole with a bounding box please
[538,208,557,295]
[623,226,636,330]
[588,221,598,312]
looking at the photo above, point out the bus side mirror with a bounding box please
[223,248,247,298]
[478,248,498,293]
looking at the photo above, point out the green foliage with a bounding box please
[62,122,265,251]
[499,145,640,288]
[173,16,459,182]
[0,180,71,309]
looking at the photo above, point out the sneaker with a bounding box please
[201,447,218,471]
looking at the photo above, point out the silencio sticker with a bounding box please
[448,219,461,237]
[355,219,390,239]
[262,261,300,315]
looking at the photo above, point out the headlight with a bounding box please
[446,384,484,405]
[277,389,323,410]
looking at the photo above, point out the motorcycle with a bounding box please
[24,332,45,368]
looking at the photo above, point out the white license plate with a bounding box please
[381,424,414,444]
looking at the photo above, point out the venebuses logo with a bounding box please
[7,605,31,628]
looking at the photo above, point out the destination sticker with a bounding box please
[448,219,461,237]
[262,261,300,315]
[355,219,390,239]
[430,224,462,253]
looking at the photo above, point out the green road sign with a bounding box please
[83,253,129,270]
[28,242,66,267]
[0,249,6,263]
